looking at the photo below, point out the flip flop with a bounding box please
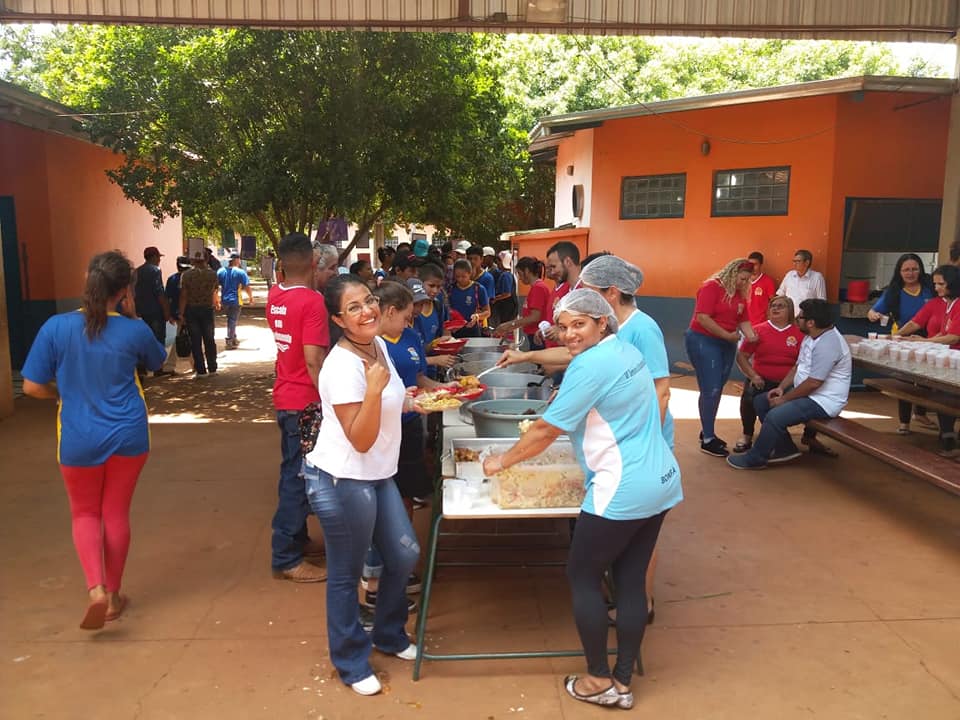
[563,675,620,706]
[105,595,129,622]
[80,598,108,630]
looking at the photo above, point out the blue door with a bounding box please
[0,197,26,369]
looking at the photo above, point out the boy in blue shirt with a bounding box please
[217,253,253,349]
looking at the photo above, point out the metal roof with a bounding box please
[528,74,958,146]
[1,0,958,40]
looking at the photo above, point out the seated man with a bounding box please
[728,299,851,469]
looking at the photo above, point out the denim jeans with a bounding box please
[684,329,737,441]
[271,410,310,571]
[743,392,829,465]
[304,463,420,685]
[223,302,241,342]
[184,304,217,374]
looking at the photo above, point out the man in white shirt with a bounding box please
[728,299,850,469]
[777,249,826,307]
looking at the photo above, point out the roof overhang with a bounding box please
[1,0,958,40]
[0,78,89,140]
[529,75,959,143]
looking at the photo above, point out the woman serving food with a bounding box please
[482,289,682,710]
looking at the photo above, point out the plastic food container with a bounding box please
[489,445,585,509]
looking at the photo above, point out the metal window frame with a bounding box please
[620,172,687,220]
[711,165,791,217]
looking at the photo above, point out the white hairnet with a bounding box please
[580,254,644,295]
[554,288,619,334]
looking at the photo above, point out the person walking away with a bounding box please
[267,233,330,582]
[685,259,758,457]
[134,246,173,377]
[727,299,850,469]
[483,289,682,709]
[746,251,777,325]
[159,255,192,374]
[777,249,826,308]
[260,249,276,290]
[217,253,253,350]
[22,251,166,629]
[178,252,220,377]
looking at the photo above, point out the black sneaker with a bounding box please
[407,574,422,595]
[700,437,729,457]
[360,590,418,613]
[359,606,375,633]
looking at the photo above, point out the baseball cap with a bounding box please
[413,238,430,258]
[143,246,163,259]
[455,240,471,254]
[229,252,240,259]
[406,278,429,303]
[498,250,512,269]
[482,246,496,257]
[176,255,191,270]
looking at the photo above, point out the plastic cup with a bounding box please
[868,332,878,340]
[880,315,889,327]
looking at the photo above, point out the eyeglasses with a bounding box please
[339,295,380,317]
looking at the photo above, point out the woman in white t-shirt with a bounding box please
[302,275,421,697]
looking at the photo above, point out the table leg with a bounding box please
[413,511,443,681]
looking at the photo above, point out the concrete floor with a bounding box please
[1,306,959,720]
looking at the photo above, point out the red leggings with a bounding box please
[60,453,148,592]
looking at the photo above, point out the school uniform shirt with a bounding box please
[217,266,249,305]
[22,312,166,466]
[871,285,934,327]
[777,269,827,309]
[739,321,804,383]
[794,327,851,418]
[449,282,489,323]
[689,279,747,336]
[383,328,427,422]
[475,271,496,303]
[267,284,330,411]
[618,309,675,449]
[747,273,777,325]
[520,279,552,334]
[308,339,405,480]
[543,335,683,521]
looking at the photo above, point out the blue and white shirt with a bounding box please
[383,328,427,422]
[543,335,682,521]
[617,309,675,449]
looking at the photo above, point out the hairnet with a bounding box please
[554,288,619,334]
[579,254,644,295]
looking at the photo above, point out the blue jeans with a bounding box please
[743,392,829,465]
[271,410,310,571]
[684,329,737,440]
[224,302,241,342]
[304,464,419,684]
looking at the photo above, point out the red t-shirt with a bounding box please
[908,297,947,338]
[941,298,960,349]
[545,282,571,348]
[689,279,747,336]
[747,273,777,325]
[521,279,553,333]
[268,284,330,411]
[739,321,804,383]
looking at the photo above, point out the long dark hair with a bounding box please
[881,253,932,323]
[933,264,960,301]
[514,256,544,279]
[323,274,370,344]
[83,251,133,340]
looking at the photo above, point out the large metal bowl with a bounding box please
[455,351,509,365]
[455,360,538,376]
[459,384,553,424]
[463,337,511,349]
[468,399,547,438]
[480,371,550,388]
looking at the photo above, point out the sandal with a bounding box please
[563,675,620,707]
[105,595,128,622]
[733,439,752,453]
[80,598,108,630]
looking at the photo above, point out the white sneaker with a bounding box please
[394,644,417,661]
[351,674,382,696]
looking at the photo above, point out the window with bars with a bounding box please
[712,166,790,216]
[620,173,686,219]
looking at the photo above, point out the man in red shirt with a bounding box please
[268,233,331,582]
[747,251,777,325]
[543,241,581,347]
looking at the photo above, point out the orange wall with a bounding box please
[513,227,589,293]
[554,129,594,227]
[827,91,950,287]
[0,121,182,302]
[583,94,839,299]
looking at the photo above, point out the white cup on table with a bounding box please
[867,332,878,340]
[879,314,889,327]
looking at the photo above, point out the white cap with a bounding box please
[455,240,471,254]
[482,246,496,257]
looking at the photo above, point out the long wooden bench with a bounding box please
[805,417,960,497]
[862,377,960,417]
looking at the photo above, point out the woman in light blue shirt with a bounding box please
[483,289,682,710]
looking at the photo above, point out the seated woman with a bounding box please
[897,264,960,456]
[867,253,935,432]
[483,289,683,709]
[733,296,804,453]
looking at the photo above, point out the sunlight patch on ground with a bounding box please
[150,413,274,424]
[668,387,892,421]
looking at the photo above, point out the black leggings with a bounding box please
[567,510,666,687]
[740,377,779,436]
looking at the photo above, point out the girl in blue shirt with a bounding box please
[22,251,166,631]
[484,289,682,710]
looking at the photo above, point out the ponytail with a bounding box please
[83,251,133,340]
[515,256,543,279]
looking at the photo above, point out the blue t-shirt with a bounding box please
[543,336,683,521]
[22,311,166,466]
[217,266,249,305]
[449,282,488,321]
[871,285,935,326]
[134,263,165,318]
[414,301,442,347]
[618,309,675,449]
[476,271,496,302]
[496,269,516,298]
[165,272,182,320]
[383,328,427,422]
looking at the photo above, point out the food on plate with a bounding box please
[415,390,463,412]
[458,375,481,389]
[454,448,481,462]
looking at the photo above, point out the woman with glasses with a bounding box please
[302,275,421,696]
[732,296,804,453]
